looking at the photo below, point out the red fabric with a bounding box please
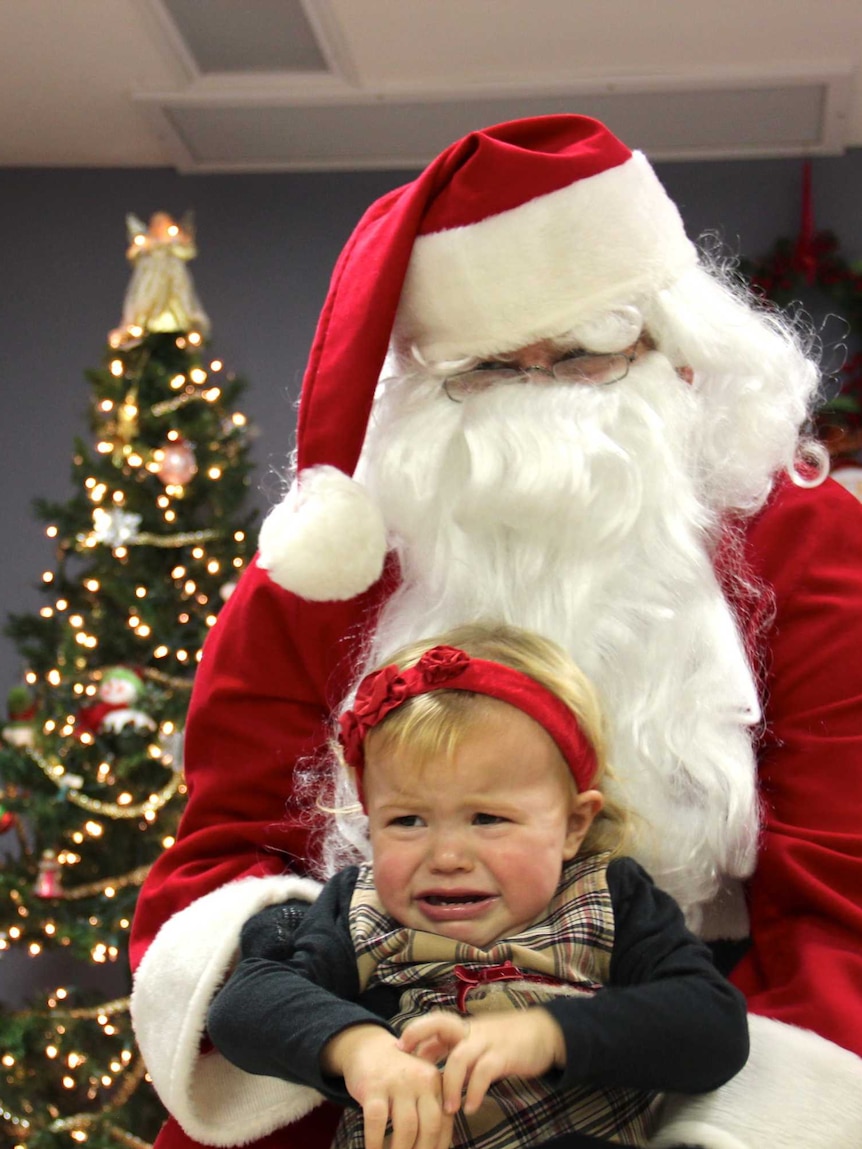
[151,1104,340,1149]
[131,476,862,1149]
[129,555,396,971]
[416,116,630,235]
[453,961,563,1014]
[730,477,862,1050]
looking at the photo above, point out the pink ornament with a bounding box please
[157,438,198,485]
[34,849,63,898]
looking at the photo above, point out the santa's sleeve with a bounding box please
[736,477,862,1051]
[129,557,384,1146]
[650,476,862,1149]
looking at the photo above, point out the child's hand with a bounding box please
[398,1009,566,1116]
[322,1024,453,1149]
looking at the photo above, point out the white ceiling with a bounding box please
[2,0,861,171]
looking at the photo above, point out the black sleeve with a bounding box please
[543,857,749,1094]
[206,867,394,1105]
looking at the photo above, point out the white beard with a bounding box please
[352,351,762,927]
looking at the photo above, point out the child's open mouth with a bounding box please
[417,892,497,921]
[423,893,487,905]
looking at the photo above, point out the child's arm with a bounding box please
[543,856,750,1094]
[207,866,452,1149]
[207,868,387,1099]
[401,856,748,1110]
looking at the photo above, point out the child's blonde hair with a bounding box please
[340,620,631,860]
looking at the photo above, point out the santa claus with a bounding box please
[130,116,862,1148]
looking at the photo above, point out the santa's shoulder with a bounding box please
[744,473,862,592]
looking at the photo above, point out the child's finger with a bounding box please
[362,1095,391,1149]
[462,1054,498,1115]
[400,1012,464,1053]
[408,1035,449,1064]
[389,1095,420,1149]
[441,1047,472,1114]
[435,1109,454,1149]
[414,1090,446,1149]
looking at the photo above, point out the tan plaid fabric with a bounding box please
[334,853,658,1149]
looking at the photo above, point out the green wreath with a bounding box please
[741,230,862,455]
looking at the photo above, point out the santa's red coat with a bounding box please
[130,477,862,1149]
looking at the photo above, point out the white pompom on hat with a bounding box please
[258,465,387,602]
[260,114,697,601]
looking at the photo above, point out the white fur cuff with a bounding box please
[130,873,323,1146]
[649,1014,862,1149]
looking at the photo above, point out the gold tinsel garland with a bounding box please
[105,1123,153,1149]
[5,1004,151,1142]
[64,777,181,819]
[75,527,221,552]
[35,995,131,1020]
[150,390,206,417]
[26,748,182,818]
[141,667,193,691]
[124,529,220,548]
[2,1051,151,1146]
[47,1057,149,1134]
[58,864,152,901]
[26,662,192,692]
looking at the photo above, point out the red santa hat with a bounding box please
[259,114,697,601]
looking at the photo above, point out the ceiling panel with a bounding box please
[147,72,852,171]
[0,0,859,169]
[161,0,329,74]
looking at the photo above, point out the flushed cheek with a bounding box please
[489,850,562,915]
[372,851,418,918]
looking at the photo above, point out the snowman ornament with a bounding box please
[83,667,156,735]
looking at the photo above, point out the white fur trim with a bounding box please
[649,1014,862,1149]
[397,152,697,362]
[258,466,387,601]
[130,873,323,1146]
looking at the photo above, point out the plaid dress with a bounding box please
[334,853,658,1149]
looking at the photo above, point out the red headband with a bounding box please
[338,645,597,800]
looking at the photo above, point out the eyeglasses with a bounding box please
[442,345,641,401]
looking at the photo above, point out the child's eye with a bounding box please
[473,812,507,826]
[389,814,424,828]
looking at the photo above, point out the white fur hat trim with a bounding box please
[258,465,387,601]
[397,152,697,363]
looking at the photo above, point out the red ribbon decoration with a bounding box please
[453,960,562,1013]
[793,159,818,286]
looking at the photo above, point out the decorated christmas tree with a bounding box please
[0,212,259,1147]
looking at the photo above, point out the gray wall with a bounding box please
[2,151,862,702]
